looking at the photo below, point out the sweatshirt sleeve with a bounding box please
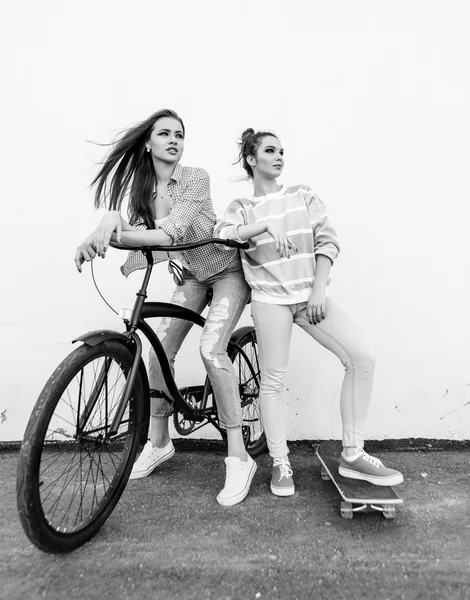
[304,189,340,265]
[159,168,211,243]
[214,199,249,250]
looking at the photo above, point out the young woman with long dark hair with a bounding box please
[75,110,256,506]
[215,128,403,497]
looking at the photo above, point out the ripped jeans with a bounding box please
[148,257,251,430]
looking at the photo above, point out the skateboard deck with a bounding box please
[316,441,403,519]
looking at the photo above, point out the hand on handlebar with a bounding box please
[75,212,124,273]
[74,233,97,273]
[108,237,249,252]
[93,211,122,256]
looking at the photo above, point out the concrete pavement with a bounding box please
[1,441,469,600]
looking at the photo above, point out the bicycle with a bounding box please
[17,238,266,554]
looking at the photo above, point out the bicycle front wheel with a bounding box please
[17,340,144,553]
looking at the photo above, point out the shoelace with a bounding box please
[273,457,293,480]
[355,448,383,468]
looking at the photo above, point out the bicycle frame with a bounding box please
[16,237,265,555]
[77,239,250,442]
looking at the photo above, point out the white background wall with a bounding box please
[2,0,469,442]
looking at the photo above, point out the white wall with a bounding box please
[2,0,469,441]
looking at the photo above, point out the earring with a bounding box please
[146,147,150,153]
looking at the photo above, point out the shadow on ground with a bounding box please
[1,442,469,600]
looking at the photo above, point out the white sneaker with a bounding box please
[216,455,257,506]
[129,440,175,480]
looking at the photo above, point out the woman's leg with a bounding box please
[199,260,257,506]
[251,301,296,496]
[130,275,209,480]
[295,299,403,486]
[251,301,294,459]
[294,298,375,449]
[148,277,209,445]
[199,263,251,460]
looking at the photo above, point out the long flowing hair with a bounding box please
[91,109,185,229]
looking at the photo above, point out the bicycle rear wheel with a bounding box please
[231,329,266,457]
[17,340,144,553]
[212,328,266,457]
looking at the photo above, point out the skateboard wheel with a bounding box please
[340,501,353,519]
[320,467,331,481]
[383,506,396,519]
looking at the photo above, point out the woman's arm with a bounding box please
[217,202,298,259]
[313,253,331,290]
[75,220,173,272]
[113,228,173,247]
[74,211,138,272]
[236,222,267,240]
[74,233,97,273]
[237,222,298,258]
[307,255,332,325]
[93,211,135,256]
[305,191,340,264]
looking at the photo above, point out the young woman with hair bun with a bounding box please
[215,128,403,497]
[74,110,257,507]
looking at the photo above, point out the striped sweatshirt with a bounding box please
[215,184,340,304]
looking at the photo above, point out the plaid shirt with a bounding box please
[121,163,237,280]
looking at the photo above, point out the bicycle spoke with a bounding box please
[33,349,136,534]
[216,331,265,457]
[42,453,83,526]
[41,456,81,507]
[58,451,89,530]
[17,337,143,552]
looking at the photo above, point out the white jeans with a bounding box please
[251,298,376,458]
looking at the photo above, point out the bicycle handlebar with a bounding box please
[108,237,249,252]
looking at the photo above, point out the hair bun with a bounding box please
[241,128,255,141]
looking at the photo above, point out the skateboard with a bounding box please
[316,441,403,519]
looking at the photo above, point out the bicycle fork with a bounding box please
[76,333,143,442]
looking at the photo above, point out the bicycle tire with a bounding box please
[214,328,267,457]
[17,340,144,553]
